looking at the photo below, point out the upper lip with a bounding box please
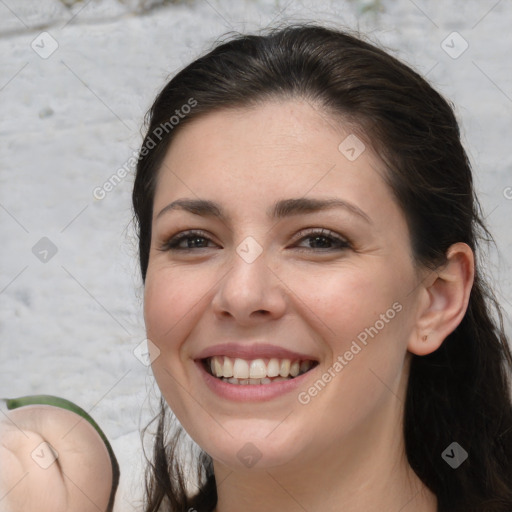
[195,343,319,362]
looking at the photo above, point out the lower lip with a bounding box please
[195,360,316,402]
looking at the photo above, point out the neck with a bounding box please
[212,437,436,512]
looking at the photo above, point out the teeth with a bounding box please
[213,357,223,377]
[249,359,267,379]
[300,360,310,373]
[223,357,233,378]
[267,358,280,377]
[207,356,315,381]
[233,358,249,379]
[222,376,289,385]
[279,359,290,377]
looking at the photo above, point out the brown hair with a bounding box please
[133,24,512,512]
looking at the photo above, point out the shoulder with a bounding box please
[0,404,114,512]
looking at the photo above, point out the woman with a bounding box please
[1,23,511,512]
[135,23,512,512]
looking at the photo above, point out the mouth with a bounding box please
[201,356,319,385]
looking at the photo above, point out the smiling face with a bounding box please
[143,99,425,472]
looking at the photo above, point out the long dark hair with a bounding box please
[132,24,512,512]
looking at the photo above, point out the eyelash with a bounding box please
[158,228,351,253]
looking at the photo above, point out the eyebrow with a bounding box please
[156,197,372,224]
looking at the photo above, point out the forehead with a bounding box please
[153,99,402,229]
[162,99,363,166]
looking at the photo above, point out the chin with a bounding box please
[190,419,310,471]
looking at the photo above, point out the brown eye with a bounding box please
[159,230,217,251]
[294,228,351,251]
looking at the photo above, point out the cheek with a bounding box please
[142,265,208,404]
[289,267,409,436]
[143,266,203,417]
[143,266,205,342]
[286,263,402,344]
[288,263,409,396]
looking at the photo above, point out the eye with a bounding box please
[158,228,351,253]
[293,228,351,252]
[158,230,217,252]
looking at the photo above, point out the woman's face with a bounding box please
[144,99,424,471]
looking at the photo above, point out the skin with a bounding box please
[0,405,112,512]
[144,99,474,512]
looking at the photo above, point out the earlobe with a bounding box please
[408,242,475,356]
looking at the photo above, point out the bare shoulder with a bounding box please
[0,404,115,512]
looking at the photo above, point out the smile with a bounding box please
[202,356,318,385]
[194,343,320,401]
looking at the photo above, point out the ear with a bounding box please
[408,242,475,356]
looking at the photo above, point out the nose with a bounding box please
[211,244,287,325]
